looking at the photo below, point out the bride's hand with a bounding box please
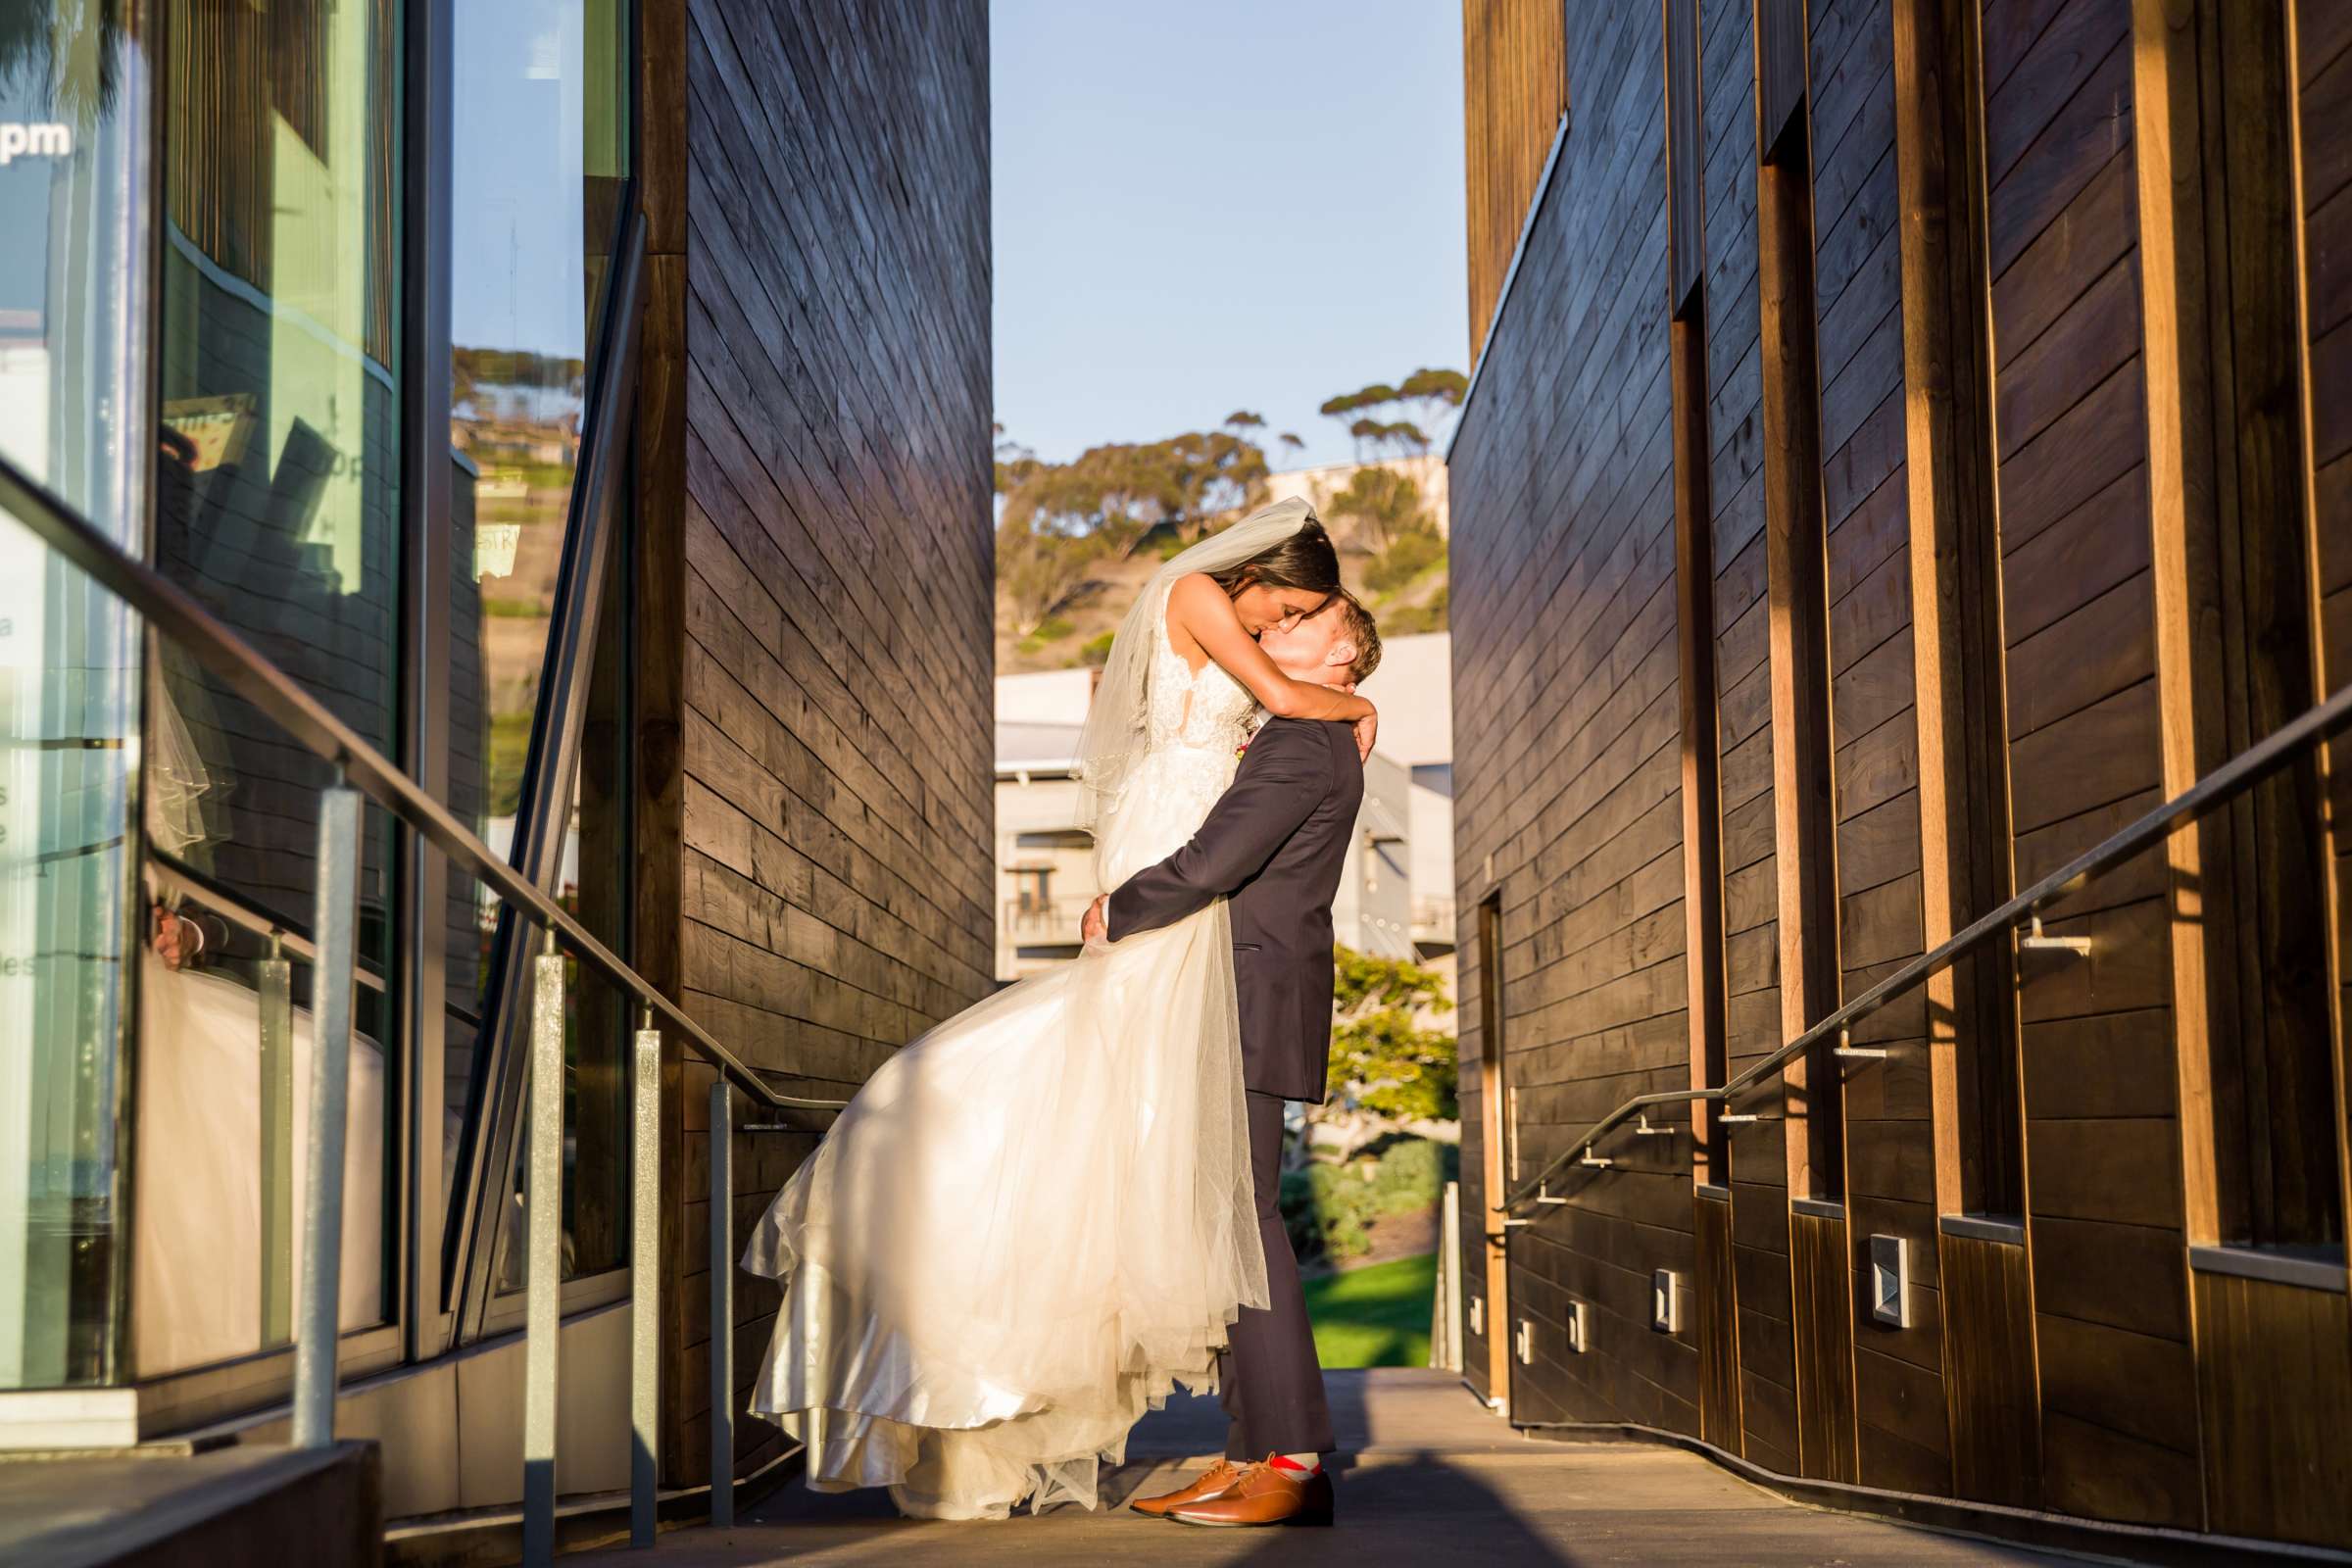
[1353,705,1378,761]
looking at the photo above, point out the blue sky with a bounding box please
[990,0,1469,473]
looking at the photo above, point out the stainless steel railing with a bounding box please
[0,201,841,1565]
[1497,675,2352,1217]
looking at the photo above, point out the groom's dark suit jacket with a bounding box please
[1105,717,1364,1103]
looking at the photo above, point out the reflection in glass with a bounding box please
[495,539,631,1290]
[445,0,631,1287]
[0,1,150,1389]
[136,0,404,1373]
[130,932,386,1373]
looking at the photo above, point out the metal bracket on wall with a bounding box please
[1634,1114,1676,1138]
[1719,1112,1761,1125]
[1832,1026,1888,1061]
[2018,913,2091,956]
[1535,1184,1568,1205]
[1578,1149,1613,1168]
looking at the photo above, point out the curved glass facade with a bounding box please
[0,0,637,1400]
[0,0,152,1390]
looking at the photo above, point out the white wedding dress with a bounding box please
[742,608,1273,1519]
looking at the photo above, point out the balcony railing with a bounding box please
[0,197,838,1568]
[1003,893,1096,941]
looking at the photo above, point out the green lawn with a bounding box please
[1303,1251,1437,1370]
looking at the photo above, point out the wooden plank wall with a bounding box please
[1452,0,2349,1552]
[1464,0,1569,362]
[1978,0,2203,1528]
[1451,0,1691,1431]
[644,0,997,1489]
[1806,0,1949,1498]
[1697,0,1806,1477]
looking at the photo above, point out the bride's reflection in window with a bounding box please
[130,656,394,1374]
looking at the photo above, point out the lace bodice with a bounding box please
[1146,618,1257,755]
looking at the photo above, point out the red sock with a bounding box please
[1269,1453,1321,1477]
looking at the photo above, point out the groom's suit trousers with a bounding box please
[1222,1090,1335,1458]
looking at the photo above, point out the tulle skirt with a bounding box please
[741,746,1265,1520]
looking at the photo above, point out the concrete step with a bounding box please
[0,1439,381,1568]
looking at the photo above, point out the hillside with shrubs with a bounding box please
[995,370,1461,673]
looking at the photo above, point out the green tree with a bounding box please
[1320,368,1468,461]
[1325,465,1432,553]
[995,512,1105,638]
[1307,947,1457,1161]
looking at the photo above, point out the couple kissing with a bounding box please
[741,497,1379,1528]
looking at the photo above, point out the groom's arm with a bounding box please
[1102,721,1334,944]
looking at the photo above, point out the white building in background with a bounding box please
[1356,631,1455,964]
[992,629,1454,983]
[1262,452,1450,536]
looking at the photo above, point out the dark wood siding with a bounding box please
[641,0,995,1489]
[1808,0,1949,1499]
[1453,0,1691,1435]
[1452,0,2349,1553]
[1980,0,2199,1530]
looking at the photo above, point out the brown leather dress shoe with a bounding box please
[1128,1457,1246,1518]
[1167,1457,1335,1527]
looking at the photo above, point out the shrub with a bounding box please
[1016,614,1077,655]
[1080,630,1116,665]
[1364,528,1444,595]
[1279,1136,1461,1268]
[1381,583,1449,635]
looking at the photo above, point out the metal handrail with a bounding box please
[1501,676,2352,1213]
[0,446,843,1118]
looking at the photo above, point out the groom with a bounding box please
[1081,591,1381,1529]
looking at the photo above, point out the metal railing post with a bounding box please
[522,931,566,1567]
[258,934,294,1348]
[292,785,361,1448]
[1435,1181,1463,1373]
[709,1080,734,1528]
[630,1015,662,1548]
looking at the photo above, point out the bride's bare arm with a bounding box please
[1166,574,1374,727]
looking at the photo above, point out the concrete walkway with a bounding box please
[576,1370,2062,1565]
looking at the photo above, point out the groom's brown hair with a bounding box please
[1336,593,1382,684]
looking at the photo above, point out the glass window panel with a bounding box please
[444,0,630,1281]
[130,936,388,1372]
[494,523,631,1290]
[0,3,152,1389]
[138,0,403,1373]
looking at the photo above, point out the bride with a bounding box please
[742,497,1377,1520]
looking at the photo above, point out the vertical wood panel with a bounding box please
[1695,1191,1744,1449]
[1892,0,2025,1226]
[1757,122,1843,1202]
[1790,1207,1859,1482]
[2137,0,2343,1260]
[1669,0,1708,311]
[1939,1231,2042,1507]
[1756,0,1809,155]
[1465,0,1570,359]
[2192,1271,2352,1546]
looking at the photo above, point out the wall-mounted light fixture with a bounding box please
[1651,1269,1680,1334]
[1870,1234,1910,1329]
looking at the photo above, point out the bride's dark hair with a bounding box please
[1207,516,1341,602]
